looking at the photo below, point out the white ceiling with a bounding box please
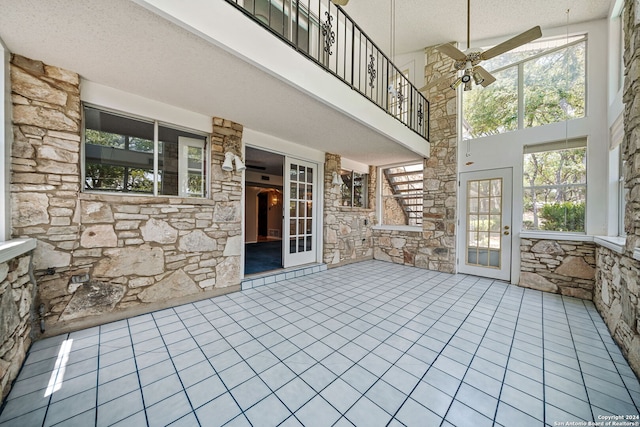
[0,0,614,166]
[344,0,614,54]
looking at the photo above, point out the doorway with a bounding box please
[244,147,284,275]
[244,147,320,275]
[457,168,513,281]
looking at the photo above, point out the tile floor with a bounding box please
[1,260,639,427]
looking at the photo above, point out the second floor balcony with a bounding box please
[225,0,430,142]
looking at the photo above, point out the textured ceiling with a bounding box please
[344,0,613,54]
[0,0,614,166]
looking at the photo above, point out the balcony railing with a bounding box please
[224,0,429,141]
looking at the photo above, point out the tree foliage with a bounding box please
[85,129,154,193]
[463,40,585,139]
[523,147,586,232]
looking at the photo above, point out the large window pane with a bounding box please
[524,42,585,127]
[84,108,154,194]
[523,145,586,232]
[84,107,207,198]
[463,67,518,139]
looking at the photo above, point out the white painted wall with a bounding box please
[456,19,610,284]
[133,0,429,159]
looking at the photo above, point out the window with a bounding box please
[523,140,586,232]
[83,106,207,197]
[464,35,586,139]
[340,170,368,208]
[380,163,423,226]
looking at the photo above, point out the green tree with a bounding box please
[463,40,585,138]
[85,129,154,193]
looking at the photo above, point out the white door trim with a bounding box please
[458,168,513,281]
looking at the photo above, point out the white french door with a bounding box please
[283,157,318,267]
[458,168,513,280]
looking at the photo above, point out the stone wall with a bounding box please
[10,55,243,335]
[372,44,457,273]
[595,245,639,375]
[0,252,34,402]
[591,0,640,378]
[519,239,596,300]
[323,153,375,266]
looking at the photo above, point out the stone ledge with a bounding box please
[0,238,37,264]
[79,192,216,206]
[520,231,593,242]
[634,248,640,261]
[594,236,626,254]
[372,225,422,233]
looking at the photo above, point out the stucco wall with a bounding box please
[10,55,243,335]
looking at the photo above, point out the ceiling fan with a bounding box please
[421,0,541,92]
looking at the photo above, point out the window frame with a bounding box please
[82,104,210,198]
[463,34,587,139]
[522,139,587,234]
[339,169,368,208]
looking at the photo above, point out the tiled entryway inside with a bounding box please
[1,260,639,426]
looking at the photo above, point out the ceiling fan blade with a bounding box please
[474,66,496,87]
[419,72,457,92]
[481,26,542,60]
[331,0,349,5]
[435,43,467,62]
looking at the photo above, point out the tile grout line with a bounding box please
[126,317,152,427]
[581,298,640,413]
[374,275,505,426]
[490,285,527,426]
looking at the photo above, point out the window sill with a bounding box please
[337,207,373,213]
[0,238,37,264]
[372,225,422,233]
[634,248,640,262]
[594,236,626,254]
[520,231,593,242]
[80,192,216,205]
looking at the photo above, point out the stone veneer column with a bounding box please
[418,45,458,273]
[592,0,640,377]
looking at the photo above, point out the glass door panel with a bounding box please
[283,157,317,267]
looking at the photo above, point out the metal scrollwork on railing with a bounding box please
[367,54,376,88]
[224,0,429,141]
[322,12,335,55]
[397,84,404,111]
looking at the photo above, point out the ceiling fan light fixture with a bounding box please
[450,77,463,90]
[461,74,472,84]
[464,81,473,91]
[472,70,485,85]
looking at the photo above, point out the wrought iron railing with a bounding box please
[224,0,429,141]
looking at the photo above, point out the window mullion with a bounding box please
[153,121,159,197]
[518,63,524,130]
